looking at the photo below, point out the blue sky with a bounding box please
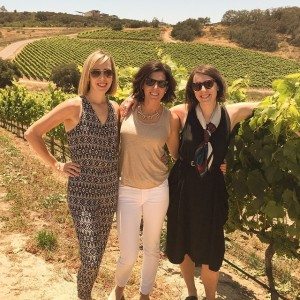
[2,0,299,24]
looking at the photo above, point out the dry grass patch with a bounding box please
[1,127,298,299]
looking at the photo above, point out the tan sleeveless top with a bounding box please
[119,106,171,189]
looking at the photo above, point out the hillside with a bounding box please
[13,35,300,88]
[1,5,299,61]
[1,24,299,62]
[196,24,300,61]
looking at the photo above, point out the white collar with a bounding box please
[195,103,221,130]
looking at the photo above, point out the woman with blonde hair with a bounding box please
[25,50,120,300]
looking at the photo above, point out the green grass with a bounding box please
[36,229,57,251]
[42,193,66,209]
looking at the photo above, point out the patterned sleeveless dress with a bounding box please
[166,106,230,272]
[66,96,119,300]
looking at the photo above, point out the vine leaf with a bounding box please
[246,169,268,199]
[262,200,285,218]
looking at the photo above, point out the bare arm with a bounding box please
[25,97,81,176]
[120,95,137,117]
[166,111,181,160]
[226,102,259,131]
[170,103,188,129]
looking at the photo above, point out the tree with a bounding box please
[197,17,210,24]
[171,24,196,41]
[291,27,300,47]
[35,11,48,22]
[50,63,80,93]
[229,24,278,52]
[111,20,123,31]
[171,18,205,41]
[125,19,150,28]
[0,59,21,88]
[151,17,160,28]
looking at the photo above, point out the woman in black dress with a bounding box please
[166,65,259,300]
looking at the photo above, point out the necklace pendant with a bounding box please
[137,105,160,120]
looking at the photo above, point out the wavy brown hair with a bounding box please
[185,64,227,110]
[132,60,176,103]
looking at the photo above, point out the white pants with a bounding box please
[115,180,169,295]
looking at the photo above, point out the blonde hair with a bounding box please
[78,50,118,96]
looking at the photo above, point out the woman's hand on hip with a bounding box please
[54,161,81,177]
[220,161,227,175]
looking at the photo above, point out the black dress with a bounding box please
[166,105,230,272]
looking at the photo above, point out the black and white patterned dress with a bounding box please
[66,96,119,300]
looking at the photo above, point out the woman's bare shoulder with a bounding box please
[170,103,188,113]
[65,96,82,107]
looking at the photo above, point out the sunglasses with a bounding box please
[192,79,215,91]
[90,69,113,78]
[145,77,168,88]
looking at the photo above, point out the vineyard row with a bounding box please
[14,37,300,88]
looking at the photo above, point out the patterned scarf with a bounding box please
[194,103,221,176]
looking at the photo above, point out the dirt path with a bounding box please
[0,226,270,299]
[161,27,177,43]
[0,232,77,300]
[0,38,41,60]
[0,229,270,300]
[0,129,271,300]
[0,33,78,60]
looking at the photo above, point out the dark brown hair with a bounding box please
[132,60,176,103]
[185,64,227,109]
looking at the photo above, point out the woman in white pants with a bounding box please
[109,61,180,300]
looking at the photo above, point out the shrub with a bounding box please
[125,20,150,28]
[111,20,123,31]
[50,62,80,93]
[229,25,278,52]
[171,24,197,41]
[171,18,204,42]
[291,27,300,47]
[0,58,21,88]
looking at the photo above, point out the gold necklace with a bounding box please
[137,105,160,120]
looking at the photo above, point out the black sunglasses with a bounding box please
[90,69,113,78]
[145,77,168,88]
[192,79,215,91]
